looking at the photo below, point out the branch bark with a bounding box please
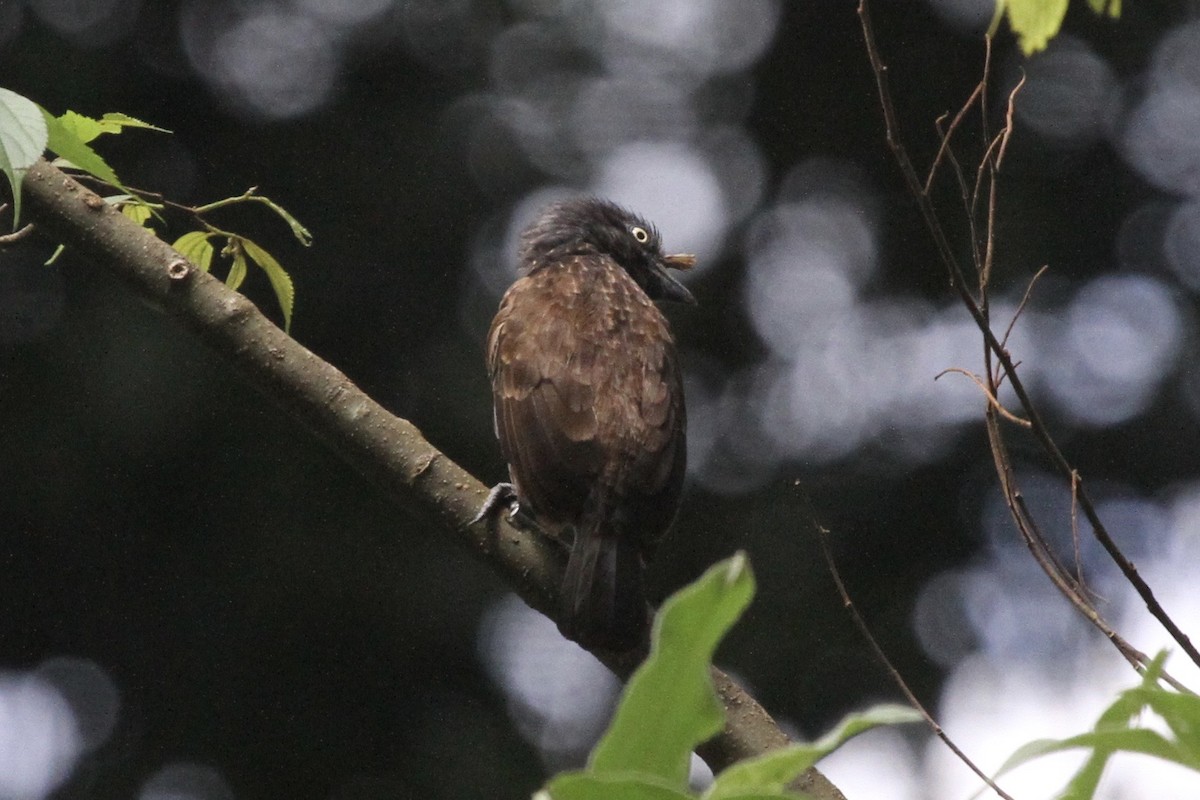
[20,159,845,800]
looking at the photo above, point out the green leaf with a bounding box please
[226,248,249,291]
[56,110,171,144]
[120,200,153,227]
[998,0,1124,55]
[589,553,755,789]
[42,109,122,188]
[241,237,295,333]
[57,110,104,144]
[0,87,49,226]
[543,774,798,800]
[1123,685,1200,758]
[1001,728,1194,778]
[113,194,165,226]
[542,773,695,800]
[1000,0,1069,55]
[97,112,170,135]
[1086,0,1120,17]
[994,652,1200,800]
[706,705,921,800]
[172,231,215,272]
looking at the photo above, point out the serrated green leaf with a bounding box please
[706,705,920,800]
[1001,0,1069,55]
[172,231,216,272]
[589,554,755,789]
[121,201,153,227]
[58,110,104,144]
[0,88,50,226]
[98,112,170,135]
[57,110,170,143]
[43,109,122,188]
[544,773,695,800]
[241,237,295,333]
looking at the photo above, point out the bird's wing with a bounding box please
[604,289,687,557]
[487,256,687,543]
[487,273,604,525]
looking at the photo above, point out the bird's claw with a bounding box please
[470,482,521,526]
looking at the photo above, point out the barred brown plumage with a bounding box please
[482,197,695,651]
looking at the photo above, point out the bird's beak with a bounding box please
[651,254,697,305]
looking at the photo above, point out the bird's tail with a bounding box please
[559,523,648,651]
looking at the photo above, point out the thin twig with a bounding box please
[995,73,1026,170]
[1000,265,1049,350]
[935,367,1030,427]
[814,517,1017,800]
[1069,471,1086,590]
[934,114,975,240]
[0,223,35,245]
[985,408,1193,695]
[975,73,1025,294]
[926,81,984,196]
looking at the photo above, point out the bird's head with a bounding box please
[519,197,697,304]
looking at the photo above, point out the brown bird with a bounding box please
[482,197,694,651]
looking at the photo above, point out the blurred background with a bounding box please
[3,0,1200,797]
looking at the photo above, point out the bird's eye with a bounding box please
[631,226,650,243]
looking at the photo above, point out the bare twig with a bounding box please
[814,516,1016,800]
[1069,471,1086,590]
[935,367,1030,427]
[0,223,35,245]
[995,73,1025,170]
[926,80,983,196]
[985,408,1193,694]
[1000,265,1048,351]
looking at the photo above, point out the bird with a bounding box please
[481,197,695,651]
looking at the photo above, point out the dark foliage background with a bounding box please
[2,1,1199,798]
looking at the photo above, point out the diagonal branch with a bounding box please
[19,159,846,800]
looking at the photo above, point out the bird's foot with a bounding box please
[470,482,522,526]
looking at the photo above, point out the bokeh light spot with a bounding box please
[596,0,781,77]
[1121,21,1200,196]
[593,141,728,271]
[1016,38,1116,144]
[0,672,81,800]
[34,657,119,753]
[1045,274,1182,426]
[1164,201,1200,291]
[184,6,339,120]
[27,0,137,46]
[478,594,620,769]
[140,763,235,800]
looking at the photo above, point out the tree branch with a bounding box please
[20,159,845,799]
